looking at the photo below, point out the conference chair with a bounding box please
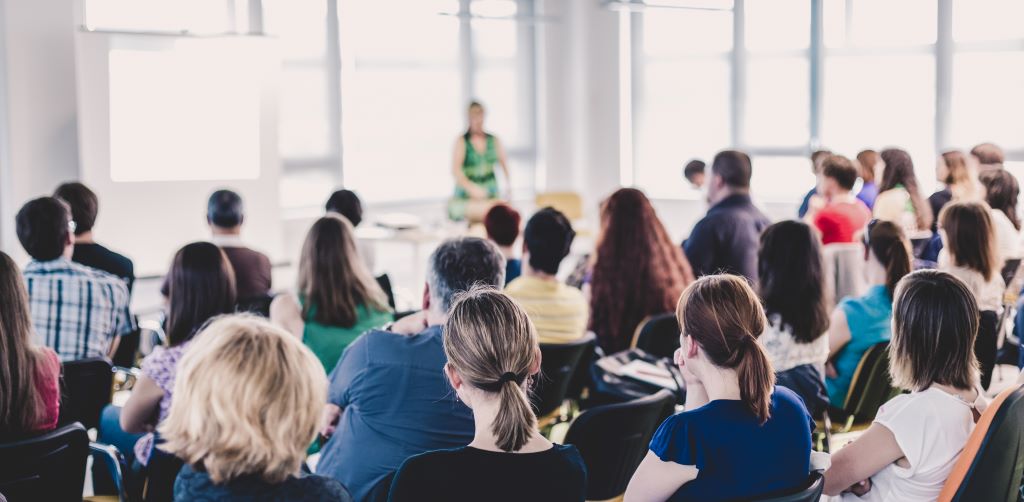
[938,384,1024,502]
[534,333,596,427]
[59,357,115,430]
[821,243,867,309]
[534,191,583,221]
[630,313,680,360]
[818,342,899,452]
[111,317,141,368]
[375,274,397,309]
[563,389,675,502]
[977,310,999,390]
[750,471,825,502]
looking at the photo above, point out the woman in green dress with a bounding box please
[449,101,512,221]
[270,214,393,372]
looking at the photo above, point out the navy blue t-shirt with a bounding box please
[649,387,812,501]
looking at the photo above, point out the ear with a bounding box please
[686,335,700,359]
[445,363,463,390]
[529,346,542,376]
[421,282,431,311]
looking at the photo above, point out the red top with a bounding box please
[31,348,61,433]
[814,200,872,245]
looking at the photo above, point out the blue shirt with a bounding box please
[857,181,879,209]
[316,325,475,502]
[797,187,817,218]
[505,258,522,286]
[649,387,812,501]
[826,285,893,407]
[683,194,771,283]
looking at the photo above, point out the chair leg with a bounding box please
[822,410,833,453]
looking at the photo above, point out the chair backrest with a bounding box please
[142,436,185,502]
[535,191,584,221]
[1001,259,1021,287]
[751,471,825,502]
[236,294,275,317]
[111,316,141,367]
[0,422,89,501]
[939,384,1024,502]
[821,243,867,309]
[375,274,397,309]
[630,313,680,360]
[533,333,596,418]
[842,342,898,421]
[564,389,675,501]
[59,357,114,429]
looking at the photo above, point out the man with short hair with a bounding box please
[683,159,706,189]
[505,207,588,344]
[316,237,505,501]
[54,182,135,293]
[805,155,872,245]
[683,150,772,283]
[16,197,134,362]
[971,142,1005,171]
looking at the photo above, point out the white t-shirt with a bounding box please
[759,316,829,373]
[941,264,1005,312]
[842,388,985,502]
[989,209,1022,263]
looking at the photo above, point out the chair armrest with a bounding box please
[90,442,130,502]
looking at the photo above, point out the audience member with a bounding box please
[388,287,587,501]
[928,151,982,232]
[938,201,1004,389]
[684,150,771,282]
[104,242,237,469]
[505,208,588,344]
[825,220,912,407]
[855,150,881,209]
[16,197,134,362]
[325,189,376,272]
[797,149,833,218]
[54,182,135,293]
[270,214,392,372]
[161,316,352,502]
[626,275,812,501]
[971,142,1005,170]
[590,188,693,353]
[757,221,830,417]
[484,203,522,285]
[824,270,986,500]
[806,155,872,245]
[979,169,1022,263]
[873,148,933,235]
[315,237,504,501]
[683,159,706,189]
[0,251,60,439]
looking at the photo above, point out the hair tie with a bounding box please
[498,372,524,385]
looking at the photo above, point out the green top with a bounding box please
[455,134,499,199]
[300,297,393,372]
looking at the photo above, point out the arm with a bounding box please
[120,375,164,434]
[624,451,699,502]
[827,307,851,360]
[823,423,905,496]
[107,337,121,359]
[270,293,305,340]
[494,136,512,199]
[451,138,485,198]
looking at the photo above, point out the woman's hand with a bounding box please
[825,361,838,379]
[674,348,702,385]
[320,404,341,439]
[467,184,488,199]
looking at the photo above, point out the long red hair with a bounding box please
[589,188,694,353]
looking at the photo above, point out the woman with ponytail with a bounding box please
[625,275,813,502]
[826,220,912,407]
[388,287,587,502]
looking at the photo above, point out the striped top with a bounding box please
[505,275,588,344]
[24,258,134,362]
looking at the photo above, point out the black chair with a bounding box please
[977,310,999,390]
[818,342,899,452]
[533,333,596,425]
[630,313,680,360]
[1001,259,1021,287]
[751,471,825,502]
[59,357,114,429]
[563,389,675,501]
[111,318,141,368]
[0,423,89,501]
[139,436,185,502]
[375,274,397,309]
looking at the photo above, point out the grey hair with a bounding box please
[427,237,506,312]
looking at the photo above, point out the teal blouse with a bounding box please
[826,285,893,407]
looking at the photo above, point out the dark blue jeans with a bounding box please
[94,405,145,494]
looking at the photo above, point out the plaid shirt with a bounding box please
[24,258,135,362]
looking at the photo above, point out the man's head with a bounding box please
[53,182,97,237]
[819,155,859,198]
[425,237,505,315]
[325,189,363,227]
[971,142,1005,168]
[811,149,832,174]
[523,207,575,276]
[708,150,753,205]
[16,197,74,261]
[683,159,706,189]
[207,190,244,232]
[484,204,521,248]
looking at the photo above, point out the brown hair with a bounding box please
[712,150,754,188]
[890,270,979,391]
[54,182,98,235]
[298,214,390,327]
[812,149,833,175]
[979,169,1021,231]
[444,287,539,452]
[879,148,933,231]
[939,201,999,282]
[940,151,980,201]
[166,242,237,347]
[822,155,859,191]
[0,252,50,437]
[971,142,1005,166]
[677,275,775,423]
[856,150,879,184]
[590,188,694,353]
[866,220,914,297]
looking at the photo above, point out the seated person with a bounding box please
[806,155,872,245]
[485,203,522,285]
[505,208,588,344]
[325,188,375,272]
[797,149,833,218]
[54,182,135,293]
[389,287,587,501]
[873,149,933,237]
[625,275,813,501]
[315,237,505,501]
[971,142,1004,171]
[0,251,61,439]
[824,270,987,500]
[683,159,706,190]
[16,197,133,361]
[270,215,393,372]
[855,150,881,209]
[826,221,912,407]
[160,315,352,501]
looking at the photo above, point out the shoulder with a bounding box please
[393,448,463,483]
[289,474,352,501]
[35,347,61,378]
[74,262,130,296]
[771,386,810,414]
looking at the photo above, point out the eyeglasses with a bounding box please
[68,220,77,234]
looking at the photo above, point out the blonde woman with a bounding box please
[159,315,352,501]
[388,287,587,501]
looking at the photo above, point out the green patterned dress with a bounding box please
[449,134,499,220]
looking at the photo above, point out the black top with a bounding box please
[174,464,352,502]
[928,188,952,232]
[388,444,587,502]
[72,242,135,293]
[682,194,772,283]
